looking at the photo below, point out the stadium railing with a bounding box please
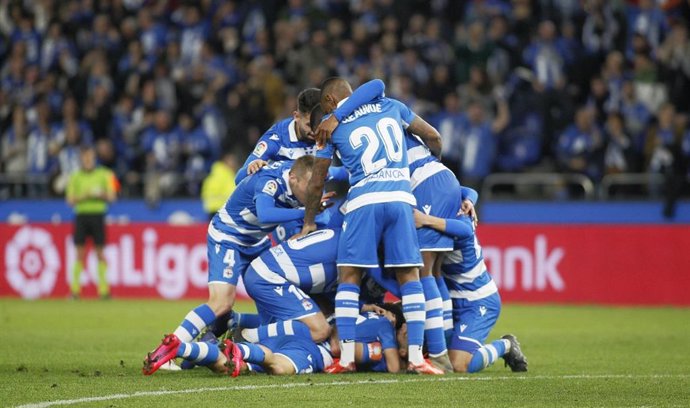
[481,172,596,201]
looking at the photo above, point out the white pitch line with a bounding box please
[14,374,690,408]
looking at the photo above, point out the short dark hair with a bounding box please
[379,302,405,330]
[319,77,348,100]
[297,88,321,114]
[309,103,325,131]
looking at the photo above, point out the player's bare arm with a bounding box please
[413,208,447,232]
[407,116,442,158]
[299,156,332,236]
[314,114,338,149]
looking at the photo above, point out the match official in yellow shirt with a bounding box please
[66,146,116,299]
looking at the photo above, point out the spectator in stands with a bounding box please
[658,21,690,114]
[645,103,678,175]
[618,80,652,152]
[627,0,669,54]
[201,151,239,220]
[556,106,604,181]
[456,95,510,189]
[2,106,29,197]
[142,110,180,205]
[455,21,494,85]
[604,112,639,175]
[434,92,465,173]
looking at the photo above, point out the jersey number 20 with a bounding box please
[349,117,404,175]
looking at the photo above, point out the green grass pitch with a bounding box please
[1,299,689,408]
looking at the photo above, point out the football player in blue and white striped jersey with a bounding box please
[413,207,528,374]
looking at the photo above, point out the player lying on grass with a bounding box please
[143,156,333,375]
[413,208,528,373]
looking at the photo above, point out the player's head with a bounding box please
[288,155,315,205]
[293,88,321,142]
[309,103,325,133]
[320,77,353,114]
[80,145,97,171]
[379,302,408,359]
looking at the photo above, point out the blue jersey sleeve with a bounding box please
[377,319,398,350]
[461,186,479,205]
[254,194,305,224]
[388,98,417,128]
[444,216,474,240]
[316,141,335,160]
[333,79,385,121]
[327,166,349,182]
[235,136,281,184]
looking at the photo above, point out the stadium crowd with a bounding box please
[2,0,690,201]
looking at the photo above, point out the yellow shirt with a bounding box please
[201,161,236,214]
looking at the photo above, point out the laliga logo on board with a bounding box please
[5,226,60,299]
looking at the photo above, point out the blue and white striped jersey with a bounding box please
[236,118,316,183]
[355,312,398,372]
[316,97,417,213]
[406,132,436,175]
[208,161,301,248]
[249,228,340,295]
[441,215,498,302]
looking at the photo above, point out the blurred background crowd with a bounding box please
[1,0,689,203]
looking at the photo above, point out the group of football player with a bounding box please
[142,77,528,377]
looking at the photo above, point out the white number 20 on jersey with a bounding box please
[349,117,405,175]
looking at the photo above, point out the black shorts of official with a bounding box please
[73,214,106,246]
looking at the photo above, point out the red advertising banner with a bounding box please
[1,223,689,305]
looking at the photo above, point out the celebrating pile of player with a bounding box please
[142,78,528,377]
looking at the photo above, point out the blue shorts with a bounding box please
[243,265,319,324]
[412,166,462,252]
[207,236,270,285]
[449,293,501,353]
[261,336,328,374]
[338,201,422,268]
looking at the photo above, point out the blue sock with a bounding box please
[335,283,360,365]
[435,276,454,338]
[176,341,220,367]
[467,339,510,373]
[421,276,446,356]
[247,320,312,342]
[237,342,266,364]
[173,304,217,342]
[238,313,260,329]
[401,280,426,365]
[247,363,265,373]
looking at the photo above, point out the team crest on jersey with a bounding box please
[223,267,234,279]
[262,180,278,196]
[253,141,268,157]
[302,299,313,311]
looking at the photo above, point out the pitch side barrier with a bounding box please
[1,200,689,305]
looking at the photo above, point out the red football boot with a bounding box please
[407,359,445,375]
[142,334,181,375]
[222,339,243,377]
[324,359,357,374]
